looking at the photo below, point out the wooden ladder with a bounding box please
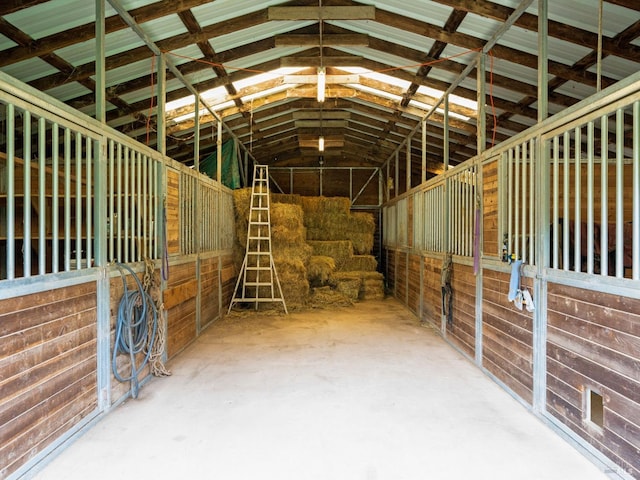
[228,165,287,314]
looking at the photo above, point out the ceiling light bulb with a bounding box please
[317,67,326,103]
[318,136,325,152]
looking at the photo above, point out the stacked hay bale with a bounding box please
[232,188,311,308]
[300,196,384,301]
[232,190,384,309]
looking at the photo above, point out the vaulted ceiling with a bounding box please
[1,0,639,178]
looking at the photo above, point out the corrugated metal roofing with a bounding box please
[0,0,638,171]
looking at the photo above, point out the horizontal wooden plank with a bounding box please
[164,279,198,310]
[268,5,375,20]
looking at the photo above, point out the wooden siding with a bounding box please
[483,159,499,258]
[166,168,180,254]
[447,263,475,358]
[0,283,98,478]
[166,261,198,358]
[407,253,421,314]
[201,256,220,328]
[482,268,533,405]
[547,283,640,478]
[407,195,413,249]
[220,253,236,310]
[386,249,396,294]
[396,251,408,304]
[422,256,441,327]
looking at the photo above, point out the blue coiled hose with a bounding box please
[112,263,158,399]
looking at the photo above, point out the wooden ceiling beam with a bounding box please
[0,0,213,68]
[275,33,369,47]
[0,0,50,16]
[267,6,375,20]
[432,0,640,63]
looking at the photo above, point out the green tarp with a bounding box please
[199,139,240,189]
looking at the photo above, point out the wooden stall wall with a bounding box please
[447,263,476,359]
[386,249,397,294]
[407,253,421,314]
[396,251,408,304]
[220,253,236,310]
[165,260,198,358]
[200,255,220,329]
[0,282,98,479]
[482,269,534,405]
[421,255,442,327]
[546,284,640,478]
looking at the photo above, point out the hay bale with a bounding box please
[272,193,303,206]
[308,240,353,270]
[335,277,361,300]
[346,212,375,254]
[271,203,306,246]
[342,255,377,272]
[309,286,354,308]
[330,271,385,300]
[274,257,309,306]
[307,256,336,286]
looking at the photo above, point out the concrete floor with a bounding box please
[33,298,609,480]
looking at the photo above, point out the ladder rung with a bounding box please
[244,282,275,287]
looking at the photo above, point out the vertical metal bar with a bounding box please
[562,131,570,271]
[395,150,399,195]
[108,140,114,262]
[64,128,71,271]
[552,136,559,268]
[633,101,640,280]
[514,145,520,260]
[76,132,83,269]
[477,53,486,154]
[537,0,548,122]
[157,54,166,155]
[421,119,427,184]
[23,111,31,278]
[406,135,411,192]
[123,146,129,263]
[600,114,609,276]
[38,117,46,275]
[587,121,595,274]
[143,154,148,258]
[117,143,123,262]
[529,138,535,265]
[444,95,450,170]
[95,0,106,124]
[217,120,222,183]
[574,127,581,272]
[86,136,92,267]
[52,123,59,273]
[507,150,513,258]
[136,151,142,261]
[521,141,527,262]
[6,104,15,280]
[615,108,624,278]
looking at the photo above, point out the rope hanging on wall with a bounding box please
[112,260,169,399]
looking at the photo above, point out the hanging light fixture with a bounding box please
[317,66,326,103]
[318,135,325,152]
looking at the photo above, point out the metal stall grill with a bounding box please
[107,139,162,264]
[546,98,640,280]
[1,99,99,280]
[501,139,537,266]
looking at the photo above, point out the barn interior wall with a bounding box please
[0,72,236,479]
[383,72,640,479]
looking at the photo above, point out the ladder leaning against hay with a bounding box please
[228,165,288,314]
